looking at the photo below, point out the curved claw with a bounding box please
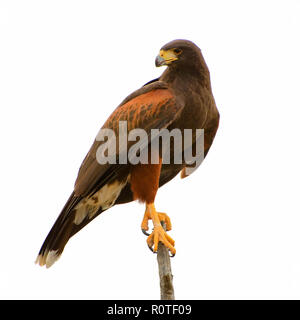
[147,245,155,253]
[142,228,150,236]
[169,251,176,258]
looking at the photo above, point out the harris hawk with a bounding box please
[36,39,220,268]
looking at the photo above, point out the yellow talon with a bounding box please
[157,212,172,231]
[141,206,172,232]
[142,203,176,256]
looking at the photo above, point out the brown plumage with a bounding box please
[36,39,220,267]
[131,157,162,204]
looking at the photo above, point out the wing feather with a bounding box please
[74,82,184,197]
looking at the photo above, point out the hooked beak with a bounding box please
[155,55,166,67]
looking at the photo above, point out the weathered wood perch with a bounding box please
[157,221,175,300]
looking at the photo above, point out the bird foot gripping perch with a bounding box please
[141,203,176,257]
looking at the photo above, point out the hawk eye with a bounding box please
[173,48,182,55]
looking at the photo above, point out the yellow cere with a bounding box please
[159,49,178,64]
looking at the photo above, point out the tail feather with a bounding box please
[35,193,81,268]
[36,177,129,268]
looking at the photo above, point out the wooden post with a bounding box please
[157,221,175,300]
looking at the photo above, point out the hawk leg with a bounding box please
[130,158,175,256]
[142,203,176,256]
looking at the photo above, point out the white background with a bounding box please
[0,0,300,299]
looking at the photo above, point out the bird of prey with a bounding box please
[36,39,220,268]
